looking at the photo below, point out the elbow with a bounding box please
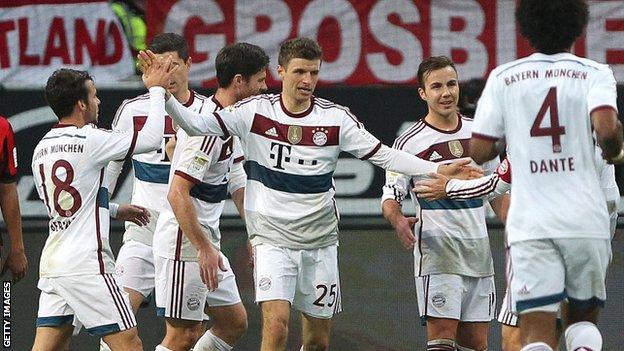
[167,188,182,210]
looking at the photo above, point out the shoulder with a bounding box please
[112,93,150,126]
[392,120,426,150]
[313,96,351,114]
[233,93,278,109]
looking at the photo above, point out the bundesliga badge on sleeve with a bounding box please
[287,125,303,144]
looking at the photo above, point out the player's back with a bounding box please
[32,124,119,278]
[487,52,612,242]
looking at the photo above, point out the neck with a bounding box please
[214,87,238,108]
[424,111,458,130]
[173,88,192,105]
[281,93,311,114]
[59,115,87,128]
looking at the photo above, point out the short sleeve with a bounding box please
[472,73,505,140]
[587,66,618,114]
[381,170,411,205]
[173,135,219,183]
[339,110,382,159]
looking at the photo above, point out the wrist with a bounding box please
[10,244,24,252]
[109,202,119,218]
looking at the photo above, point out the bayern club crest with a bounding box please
[448,140,464,157]
[287,125,303,144]
[312,128,329,146]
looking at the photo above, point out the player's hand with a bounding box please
[1,246,28,283]
[438,159,483,180]
[413,173,450,201]
[393,216,418,250]
[116,204,150,226]
[139,51,178,89]
[198,243,227,291]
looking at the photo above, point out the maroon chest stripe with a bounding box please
[416,138,471,162]
[250,113,339,146]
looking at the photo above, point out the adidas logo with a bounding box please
[265,127,278,137]
[518,285,530,295]
[429,151,443,161]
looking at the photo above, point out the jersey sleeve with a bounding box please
[381,170,411,206]
[472,73,505,140]
[165,95,251,139]
[173,135,220,184]
[338,111,382,159]
[587,66,618,114]
[105,101,134,191]
[0,119,18,183]
[445,157,511,201]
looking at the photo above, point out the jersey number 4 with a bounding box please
[39,160,82,217]
[530,87,565,153]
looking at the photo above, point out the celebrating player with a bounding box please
[152,42,269,351]
[140,37,481,350]
[31,61,175,350]
[468,0,623,350]
[381,56,508,351]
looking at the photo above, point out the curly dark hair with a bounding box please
[45,69,93,119]
[516,0,588,54]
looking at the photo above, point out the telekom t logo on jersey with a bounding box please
[270,142,292,170]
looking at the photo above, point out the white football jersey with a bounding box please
[33,125,142,277]
[382,116,497,277]
[109,91,209,244]
[473,52,617,243]
[153,95,245,261]
[166,94,384,249]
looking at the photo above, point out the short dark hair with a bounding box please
[417,56,457,89]
[516,0,588,54]
[278,37,322,68]
[45,68,93,119]
[148,33,189,61]
[215,43,270,88]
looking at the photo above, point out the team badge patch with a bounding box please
[259,277,272,291]
[431,292,446,308]
[312,128,328,146]
[187,297,201,311]
[448,140,464,157]
[287,126,303,144]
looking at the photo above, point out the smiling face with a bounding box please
[154,51,190,97]
[278,58,321,106]
[418,66,459,119]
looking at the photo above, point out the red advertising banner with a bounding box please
[148,0,624,87]
[0,0,135,85]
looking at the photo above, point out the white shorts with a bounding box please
[253,244,342,319]
[416,274,495,324]
[36,274,136,336]
[115,241,155,298]
[154,253,241,321]
[508,238,610,314]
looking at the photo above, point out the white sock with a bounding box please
[565,321,602,351]
[193,330,233,351]
[520,342,553,351]
[99,339,111,351]
[155,345,174,351]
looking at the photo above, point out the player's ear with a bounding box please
[77,99,87,111]
[418,87,427,101]
[233,74,243,86]
[186,57,192,69]
[277,65,285,79]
